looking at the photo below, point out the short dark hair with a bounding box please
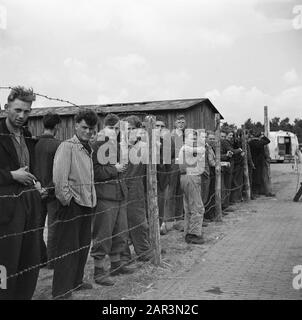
[74,109,98,127]
[7,86,36,104]
[175,114,186,121]
[156,115,166,125]
[124,115,142,128]
[43,113,61,130]
[221,129,231,135]
[104,113,119,127]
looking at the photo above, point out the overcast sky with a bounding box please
[0,0,301,125]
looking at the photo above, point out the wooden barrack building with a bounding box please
[0,98,223,140]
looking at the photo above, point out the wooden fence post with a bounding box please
[264,106,273,193]
[145,115,161,266]
[214,114,222,222]
[241,125,251,201]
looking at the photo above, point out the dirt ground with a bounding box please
[33,163,299,300]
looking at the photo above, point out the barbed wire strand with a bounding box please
[0,86,80,108]
[5,182,246,300]
[0,178,244,241]
[6,211,150,281]
[53,247,155,300]
[0,174,147,199]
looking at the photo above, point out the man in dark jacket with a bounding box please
[220,130,242,210]
[230,131,245,203]
[249,132,271,196]
[0,86,42,300]
[204,132,216,220]
[120,116,153,263]
[34,113,61,268]
[91,114,134,287]
[155,116,171,233]
[169,115,185,227]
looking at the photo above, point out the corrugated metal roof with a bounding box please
[0,98,223,119]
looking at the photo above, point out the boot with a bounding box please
[110,261,136,276]
[75,282,93,291]
[185,234,205,245]
[94,267,114,286]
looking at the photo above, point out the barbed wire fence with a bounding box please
[0,85,259,298]
[0,86,81,108]
[0,176,245,296]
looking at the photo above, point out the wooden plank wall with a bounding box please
[27,102,217,141]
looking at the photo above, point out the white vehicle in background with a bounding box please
[268,130,300,163]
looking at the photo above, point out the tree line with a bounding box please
[221,117,302,143]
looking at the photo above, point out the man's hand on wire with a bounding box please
[115,163,128,173]
[33,181,48,199]
[226,151,233,158]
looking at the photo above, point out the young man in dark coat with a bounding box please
[120,116,153,263]
[0,86,42,300]
[169,115,185,229]
[155,116,171,233]
[230,131,245,203]
[248,132,271,196]
[204,132,216,221]
[220,131,242,211]
[91,114,135,287]
[34,113,61,268]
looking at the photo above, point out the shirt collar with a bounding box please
[73,135,92,155]
[40,133,55,139]
[5,118,23,137]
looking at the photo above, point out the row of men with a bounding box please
[0,86,208,300]
[0,86,272,300]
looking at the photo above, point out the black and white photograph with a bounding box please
[0,0,302,307]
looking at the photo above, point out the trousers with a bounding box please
[180,174,204,237]
[0,191,41,300]
[52,199,92,298]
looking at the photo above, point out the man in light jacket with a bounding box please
[52,109,98,299]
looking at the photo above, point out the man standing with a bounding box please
[52,109,98,299]
[121,115,153,263]
[249,132,271,197]
[155,116,171,234]
[0,86,41,300]
[34,112,61,268]
[169,115,185,229]
[204,132,216,221]
[221,131,242,211]
[178,130,205,244]
[230,130,245,204]
[91,114,134,287]
[244,130,256,200]
[220,130,234,212]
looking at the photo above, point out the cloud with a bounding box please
[205,84,302,124]
[283,68,300,85]
[97,53,192,103]
[0,0,300,122]
[64,58,87,70]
